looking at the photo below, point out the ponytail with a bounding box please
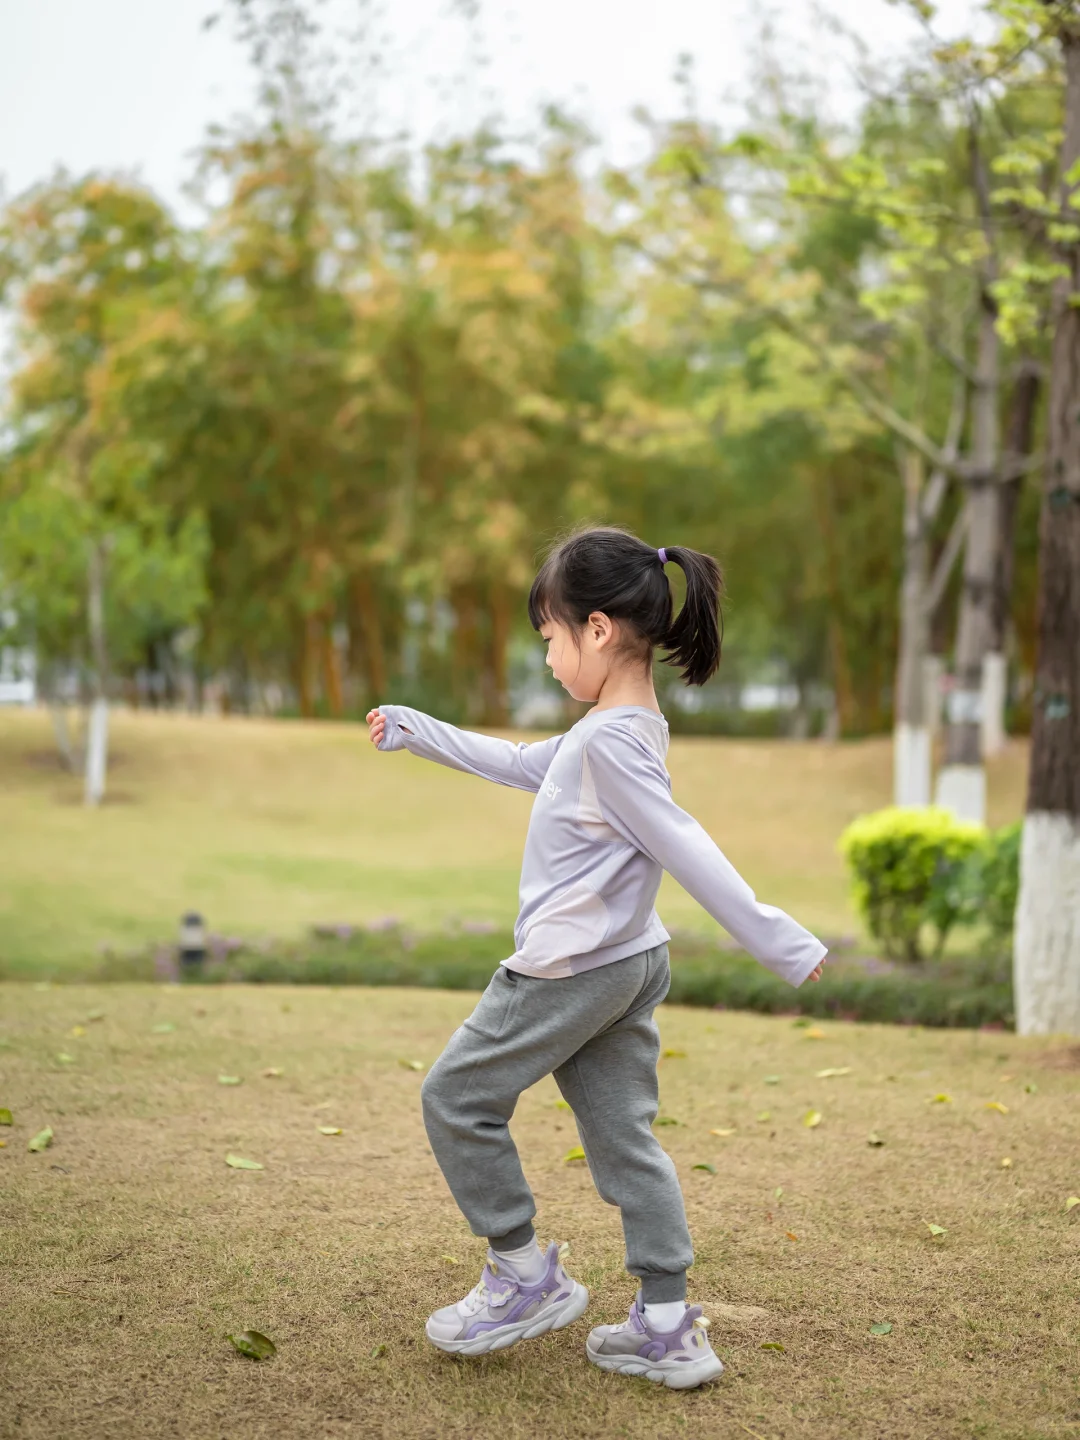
[658,546,724,687]
[528,525,725,687]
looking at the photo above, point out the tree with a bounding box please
[0,176,206,800]
[1014,0,1080,1035]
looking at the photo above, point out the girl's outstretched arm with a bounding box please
[367,704,565,793]
[584,725,827,987]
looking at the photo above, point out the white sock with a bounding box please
[491,1239,547,1283]
[643,1300,687,1331]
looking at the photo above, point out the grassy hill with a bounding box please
[0,708,1029,977]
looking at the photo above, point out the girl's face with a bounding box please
[540,614,616,702]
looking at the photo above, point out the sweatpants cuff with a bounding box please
[639,1271,687,1303]
[488,1221,536,1251]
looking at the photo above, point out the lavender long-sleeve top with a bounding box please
[376,702,827,986]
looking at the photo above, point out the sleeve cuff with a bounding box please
[790,941,829,989]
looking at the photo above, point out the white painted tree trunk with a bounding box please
[981,651,1008,758]
[84,537,110,807]
[1014,814,1080,1035]
[894,723,932,808]
[84,698,109,807]
[936,684,987,823]
[1014,23,1080,1038]
[935,763,986,824]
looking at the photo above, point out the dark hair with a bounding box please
[527,526,724,686]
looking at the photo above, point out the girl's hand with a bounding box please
[366,708,387,748]
[807,957,827,982]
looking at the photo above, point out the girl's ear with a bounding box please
[588,611,615,648]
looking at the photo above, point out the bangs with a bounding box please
[527,552,577,632]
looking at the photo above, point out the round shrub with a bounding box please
[839,807,986,962]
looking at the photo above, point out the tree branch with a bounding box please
[923,501,969,619]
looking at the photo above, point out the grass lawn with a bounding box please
[2,984,1078,1439]
[0,709,1029,977]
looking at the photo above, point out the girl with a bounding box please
[366,526,826,1391]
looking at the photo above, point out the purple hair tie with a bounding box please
[657,547,668,565]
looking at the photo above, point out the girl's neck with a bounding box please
[587,671,662,715]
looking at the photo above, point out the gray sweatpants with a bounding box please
[420,943,694,1303]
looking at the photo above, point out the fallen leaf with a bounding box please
[867,1132,886,1147]
[226,1330,275,1361]
[869,1322,893,1336]
[757,1110,772,1122]
[370,1344,387,1358]
[791,1018,811,1029]
[985,1102,1009,1114]
[218,1075,242,1086]
[225,1154,263,1170]
[70,1025,86,1038]
[760,1341,785,1352]
[774,1187,783,1201]
[151,1023,175,1034]
[929,1093,951,1104]
[86,1011,105,1022]
[262,1068,282,1078]
[1024,1082,1038,1095]
[925,1222,947,1237]
[693,1163,717,1175]
[662,1048,687,1059]
[763,1075,781,1085]
[804,1027,825,1040]
[0,1139,6,1147]
[55,1053,75,1064]
[0,1108,12,1126]
[1065,1196,1080,1212]
[28,1127,54,1153]
[563,1145,586,1163]
[785,1231,798,1242]
[815,1067,852,1078]
[710,1127,737,1137]
[317,1126,344,1136]
[554,1099,571,1111]
[654,1117,680,1126]
[803,1110,822,1129]
[441,1255,460,1265]
[398,1059,424,1072]
[1000,1157,1013,1169]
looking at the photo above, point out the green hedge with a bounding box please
[87,924,1013,1030]
[839,808,1021,964]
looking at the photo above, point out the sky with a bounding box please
[1,0,984,219]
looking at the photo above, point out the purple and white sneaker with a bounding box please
[425,1241,590,1356]
[586,1292,724,1389]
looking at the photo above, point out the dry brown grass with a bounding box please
[2,983,1078,1440]
[0,708,1029,975]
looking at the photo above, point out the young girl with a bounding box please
[366,526,826,1390]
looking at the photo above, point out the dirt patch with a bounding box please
[2,984,1078,1439]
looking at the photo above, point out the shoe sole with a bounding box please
[586,1343,725,1390]
[426,1281,591,1356]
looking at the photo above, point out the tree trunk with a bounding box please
[983,361,1041,757]
[812,468,857,735]
[84,538,109,807]
[349,573,388,704]
[481,578,511,727]
[936,303,999,822]
[320,617,344,717]
[895,450,933,806]
[297,616,318,718]
[1014,19,1080,1036]
[452,583,483,722]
